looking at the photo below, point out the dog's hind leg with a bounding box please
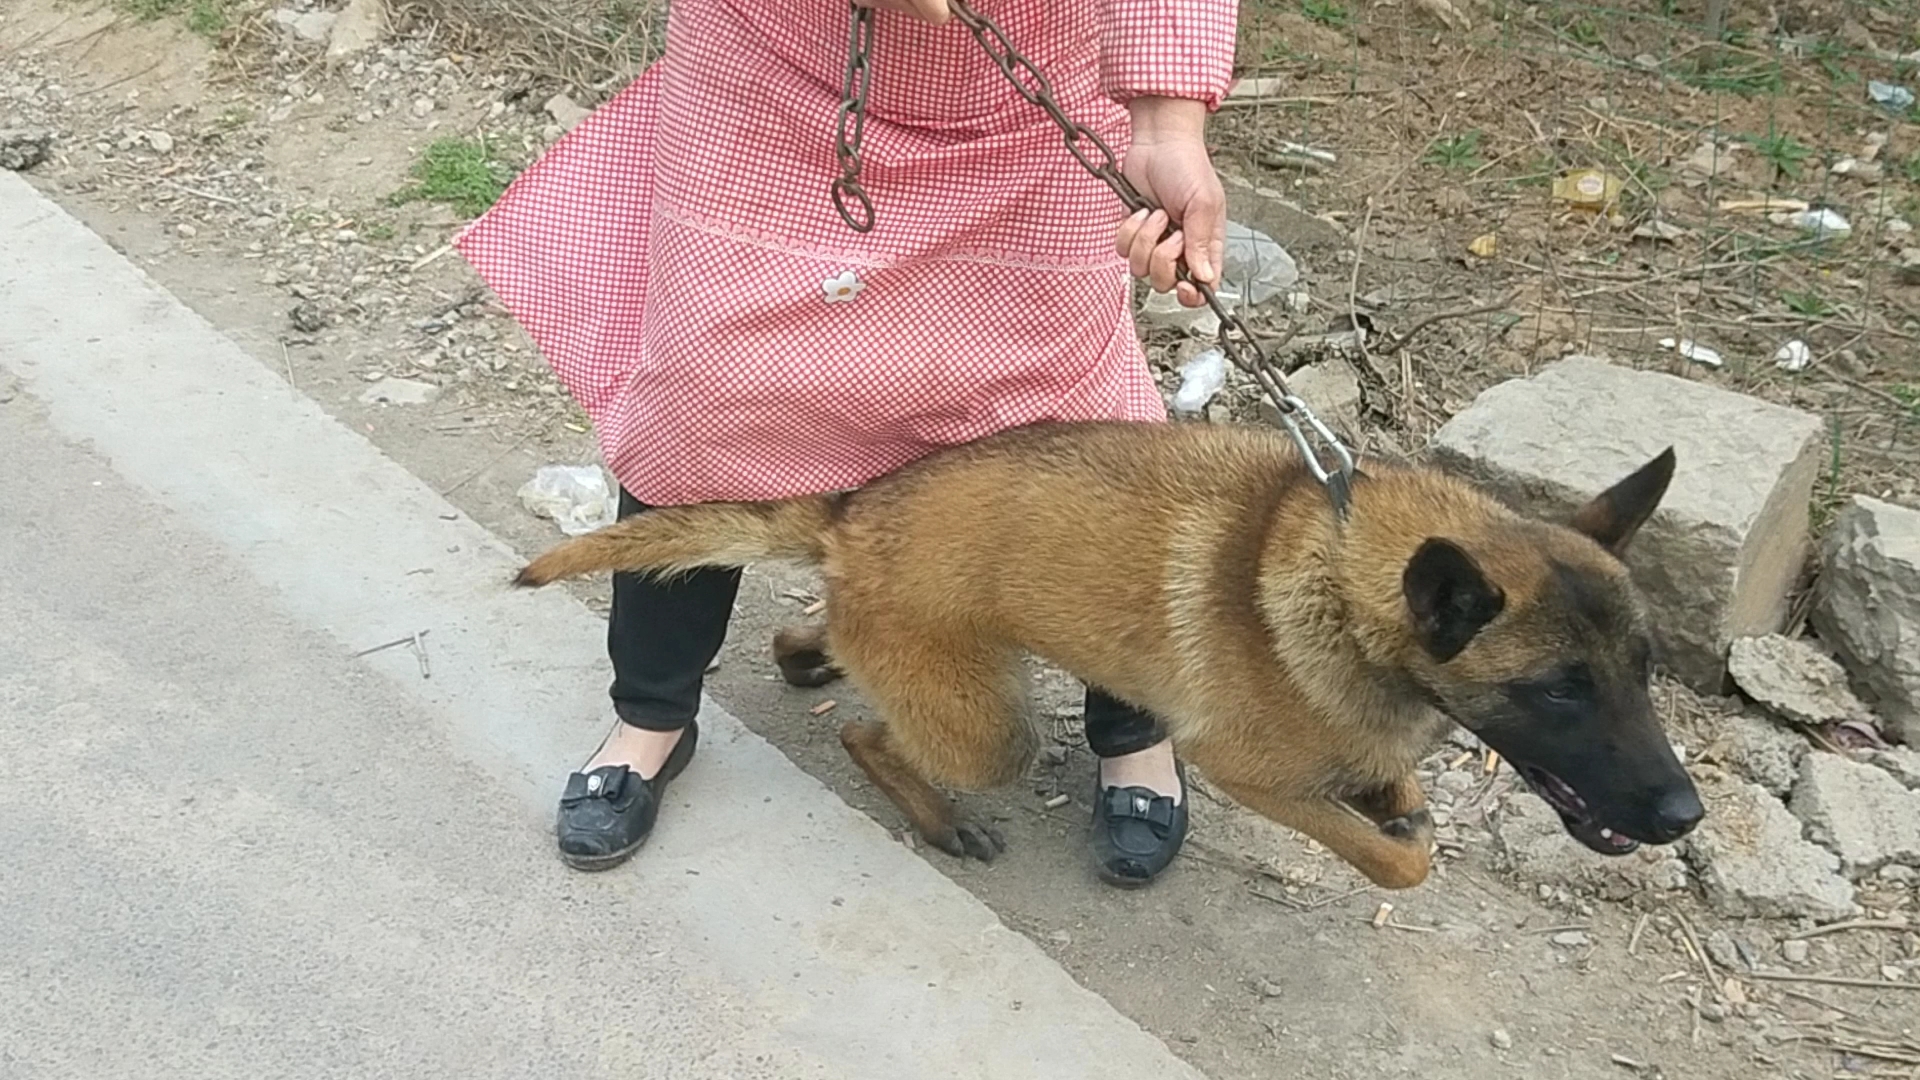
[773,623,843,688]
[830,631,1033,862]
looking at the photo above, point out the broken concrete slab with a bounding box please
[1259,360,1362,437]
[326,0,388,58]
[1718,711,1807,797]
[1871,747,1920,789]
[1430,356,1824,693]
[1728,634,1875,727]
[1811,496,1920,745]
[1790,752,1920,878]
[1684,775,1858,921]
[1492,792,1689,900]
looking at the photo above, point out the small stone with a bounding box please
[1720,711,1807,796]
[288,301,327,334]
[1705,930,1743,971]
[1256,977,1285,998]
[1041,745,1069,766]
[544,92,592,132]
[1550,930,1592,948]
[1881,965,1904,981]
[1491,1029,1513,1051]
[1045,930,1072,947]
[1728,634,1874,727]
[175,222,197,239]
[412,97,436,118]
[1698,999,1729,1022]
[1812,497,1920,745]
[1790,752,1920,879]
[358,377,441,406]
[0,128,52,171]
[1780,939,1810,965]
[145,129,175,154]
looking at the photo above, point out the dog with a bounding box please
[512,420,1704,889]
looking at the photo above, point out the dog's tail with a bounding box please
[512,496,839,588]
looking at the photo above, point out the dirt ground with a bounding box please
[5,0,1918,1077]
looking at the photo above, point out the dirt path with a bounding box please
[5,5,1915,1077]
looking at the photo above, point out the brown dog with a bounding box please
[513,420,1703,889]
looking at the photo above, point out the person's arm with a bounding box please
[1102,0,1238,304]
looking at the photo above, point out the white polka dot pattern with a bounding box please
[453,0,1237,505]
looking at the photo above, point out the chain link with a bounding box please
[830,3,878,233]
[829,0,1355,512]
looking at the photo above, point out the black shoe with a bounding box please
[555,721,699,871]
[1091,759,1189,889]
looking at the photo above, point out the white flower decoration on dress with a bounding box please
[822,270,865,304]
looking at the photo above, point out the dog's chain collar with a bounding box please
[829,0,1357,519]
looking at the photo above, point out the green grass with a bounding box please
[1676,55,1786,97]
[1781,290,1834,317]
[1745,128,1814,180]
[117,0,228,37]
[1901,154,1920,185]
[388,138,513,219]
[1423,131,1484,172]
[1299,0,1349,28]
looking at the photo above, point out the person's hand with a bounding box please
[1115,96,1225,309]
[853,0,950,24]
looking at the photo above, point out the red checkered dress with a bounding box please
[455,0,1238,504]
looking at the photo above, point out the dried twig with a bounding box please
[1745,971,1920,991]
[1373,293,1518,357]
[1786,918,1911,941]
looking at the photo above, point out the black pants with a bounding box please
[607,489,1167,759]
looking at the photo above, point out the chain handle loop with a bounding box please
[829,0,1356,515]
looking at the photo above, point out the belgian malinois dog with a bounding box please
[513,420,1704,889]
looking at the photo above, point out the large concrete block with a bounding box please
[1812,496,1920,745]
[1429,356,1824,692]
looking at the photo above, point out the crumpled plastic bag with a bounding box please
[518,464,617,537]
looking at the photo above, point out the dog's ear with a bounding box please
[1403,539,1507,662]
[1568,447,1675,558]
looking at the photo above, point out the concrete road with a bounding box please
[0,171,1207,1080]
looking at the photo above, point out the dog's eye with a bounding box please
[1544,683,1578,704]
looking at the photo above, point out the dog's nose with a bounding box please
[1647,786,1704,842]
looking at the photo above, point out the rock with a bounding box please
[1811,497,1920,745]
[1789,752,1920,878]
[1550,930,1592,948]
[1219,172,1350,255]
[144,130,175,155]
[1491,1029,1514,1051]
[357,377,441,406]
[288,301,327,334]
[1430,356,1825,693]
[326,0,388,58]
[1492,792,1690,900]
[1684,776,1858,921]
[1780,939,1810,964]
[1728,634,1874,727]
[544,93,592,132]
[411,97,436,119]
[1871,747,1920,789]
[1259,360,1362,436]
[1718,712,1806,797]
[0,129,52,171]
[1705,930,1743,971]
[273,8,338,43]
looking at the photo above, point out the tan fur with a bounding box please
[513,420,1651,889]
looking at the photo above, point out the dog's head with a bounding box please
[1399,448,1703,855]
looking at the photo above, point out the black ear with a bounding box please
[1403,539,1506,662]
[1568,447,1675,558]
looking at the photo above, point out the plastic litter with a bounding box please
[519,464,618,537]
[1170,348,1228,414]
[1551,168,1623,213]
[1658,337,1723,368]
[1783,208,1852,237]
[1774,340,1811,373]
[1868,81,1915,112]
[1219,220,1300,306]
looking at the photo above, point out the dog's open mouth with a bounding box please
[1520,765,1640,856]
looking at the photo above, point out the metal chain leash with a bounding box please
[829,0,1355,514]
